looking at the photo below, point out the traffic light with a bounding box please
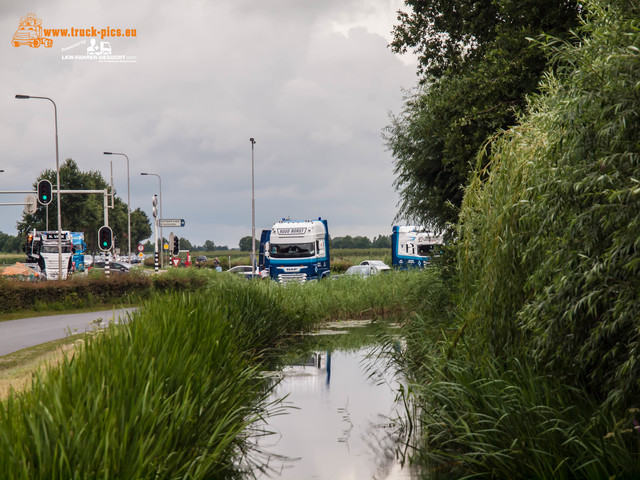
[37,179,52,205]
[98,226,113,251]
[173,235,180,255]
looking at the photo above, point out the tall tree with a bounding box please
[17,158,151,253]
[238,236,255,252]
[386,0,581,228]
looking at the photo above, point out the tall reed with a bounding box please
[394,0,640,476]
[0,277,303,479]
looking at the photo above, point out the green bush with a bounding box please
[0,270,208,314]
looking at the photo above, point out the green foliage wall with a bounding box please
[457,0,640,409]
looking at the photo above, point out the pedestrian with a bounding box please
[213,257,222,272]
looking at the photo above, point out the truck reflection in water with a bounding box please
[253,347,418,480]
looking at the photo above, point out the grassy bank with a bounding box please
[0,269,423,478]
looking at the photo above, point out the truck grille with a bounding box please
[278,273,307,284]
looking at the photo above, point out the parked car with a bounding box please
[344,265,380,277]
[359,260,391,272]
[227,265,260,279]
[89,260,132,274]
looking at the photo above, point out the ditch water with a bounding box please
[249,320,420,480]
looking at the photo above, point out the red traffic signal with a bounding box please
[98,226,113,251]
[37,179,52,205]
[173,235,179,255]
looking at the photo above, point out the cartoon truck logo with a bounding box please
[12,14,52,48]
[86,38,112,56]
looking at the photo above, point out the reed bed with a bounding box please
[0,269,422,478]
[0,276,306,479]
[392,1,640,477]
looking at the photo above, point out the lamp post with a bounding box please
[249,138,256,279]
[104,152,131,263]
[16,94,63,280]
[140,172,163,268]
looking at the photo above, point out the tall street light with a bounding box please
[249,138,256,278]
[140,172,163,268]
[104,152,131,263]
[16,94,63,279]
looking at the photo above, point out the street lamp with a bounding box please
[140,172,163,268]
[104,152,131,263]
[249,138,256,279]
[16,94,63,280]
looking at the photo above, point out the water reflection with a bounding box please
[252,331,418,479]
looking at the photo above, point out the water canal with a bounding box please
[250,320,420,479]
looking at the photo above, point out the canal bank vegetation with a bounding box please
[0,269,209,318]
[396,1,640,477]
[0,270,424,478]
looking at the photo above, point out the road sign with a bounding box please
[172,257,181,267]
[137,244,144,252]
[159,218,185,227]
[138,252,144,258]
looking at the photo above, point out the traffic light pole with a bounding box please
[58,188,110,224]
[0,190,38,210]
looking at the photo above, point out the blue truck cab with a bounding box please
[70,232,87,272]
[261,218,330,283]
[392,226,444,269]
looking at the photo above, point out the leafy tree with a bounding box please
[386,0,581,227]
[18,158,151,254]
[331,235,390,249]
[372,235,391,249]
[178,237,193,251]
[129,208,152,251]
[202,240,216,251]
[238,236,256,251]
[0,232,22,253]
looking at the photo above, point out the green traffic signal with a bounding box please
[98,226,113,251]
[37,179,52,206]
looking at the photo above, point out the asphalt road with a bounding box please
[0,308,137,357]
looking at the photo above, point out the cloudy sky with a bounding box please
[1,0,417,249]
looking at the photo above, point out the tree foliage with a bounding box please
[238,236,255,252]
[386,0,581,228]
[331,235,391,249]
[0,232,22,253]
[17,159,151,253]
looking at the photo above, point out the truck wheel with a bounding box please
[44,39,53,48]
[31,39,40,48]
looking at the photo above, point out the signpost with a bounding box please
[158,218,185,227]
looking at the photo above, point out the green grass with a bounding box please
[0,270,423,478]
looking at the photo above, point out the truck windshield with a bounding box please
[417,244,439,256]
[41,244,73,254]
[270,242,315,258]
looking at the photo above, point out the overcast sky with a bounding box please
[1,0,416,249]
